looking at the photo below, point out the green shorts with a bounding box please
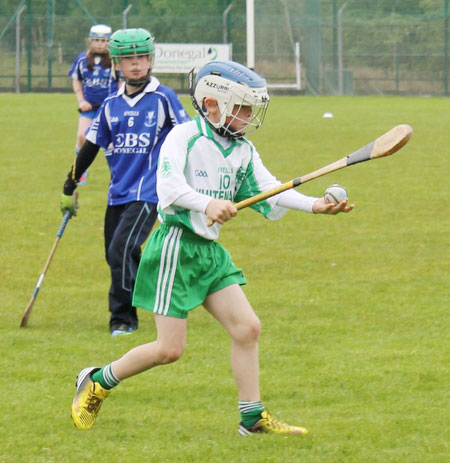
[133,224,247,319]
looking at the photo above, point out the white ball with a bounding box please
[324,184,348,205]
[323,112,334,118]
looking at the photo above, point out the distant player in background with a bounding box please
[70,60,353,434]
[60,28,190,336]
[68,24,119,184]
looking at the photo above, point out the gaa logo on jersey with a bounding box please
[195,170,208,177]
[144,111,156,128]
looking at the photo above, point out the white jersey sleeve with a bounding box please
[156,123,200,210]
[234,143,287,220]
[275,189,319,212]
[172,191,211,213]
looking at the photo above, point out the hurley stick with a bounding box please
[207,124,412,225]
[20,193,78,327]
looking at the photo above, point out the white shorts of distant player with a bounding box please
[324,184,348,205]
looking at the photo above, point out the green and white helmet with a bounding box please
[109,28,155,86]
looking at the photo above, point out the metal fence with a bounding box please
[0,0,448,96]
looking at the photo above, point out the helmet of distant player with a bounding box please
[88,24,112,54]
[109,28,155,87]
[190,60,270,138]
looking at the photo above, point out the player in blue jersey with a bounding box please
[60,28,190,337]
[68,24,119,184]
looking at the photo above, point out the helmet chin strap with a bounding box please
[125,69,152,87]
[195,108,245,139]
[215,124,245,139]
[202,118,245,139]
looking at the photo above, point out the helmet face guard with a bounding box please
[109,28,155,86]
[190,61,270,138]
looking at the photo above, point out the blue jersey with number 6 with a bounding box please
[86,77,190,206]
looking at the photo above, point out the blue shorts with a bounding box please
[79,106,101,120]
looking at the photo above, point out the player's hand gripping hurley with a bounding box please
[207,124,412,226]
[20,192,78,327]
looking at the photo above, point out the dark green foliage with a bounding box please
[0,0,448,94]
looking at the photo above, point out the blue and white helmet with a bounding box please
[190,60,270,138]
[89,24,112,40]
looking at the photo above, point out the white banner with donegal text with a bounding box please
[152,43,232,73]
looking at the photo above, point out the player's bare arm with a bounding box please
[72,79,92,112]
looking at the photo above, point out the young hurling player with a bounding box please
[61,28,190,337]
[68,24,118,184]
[70,60,353,434]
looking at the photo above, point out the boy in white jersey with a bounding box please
[71,61,353,434]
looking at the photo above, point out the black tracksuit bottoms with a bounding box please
[104,201,157,332]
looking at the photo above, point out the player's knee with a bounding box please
[239,316,261,344]
[107,242,126,269]
[249,316,261,341]
[157,344,184,364]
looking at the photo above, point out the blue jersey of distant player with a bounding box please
[68,52,118,106]
[86,77,190,206]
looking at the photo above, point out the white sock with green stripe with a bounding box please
[91,363,120,390]
[238,401,265,427]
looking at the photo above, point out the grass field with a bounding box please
[0,92,449,463]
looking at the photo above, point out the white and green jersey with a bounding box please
[156,116,288,240]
